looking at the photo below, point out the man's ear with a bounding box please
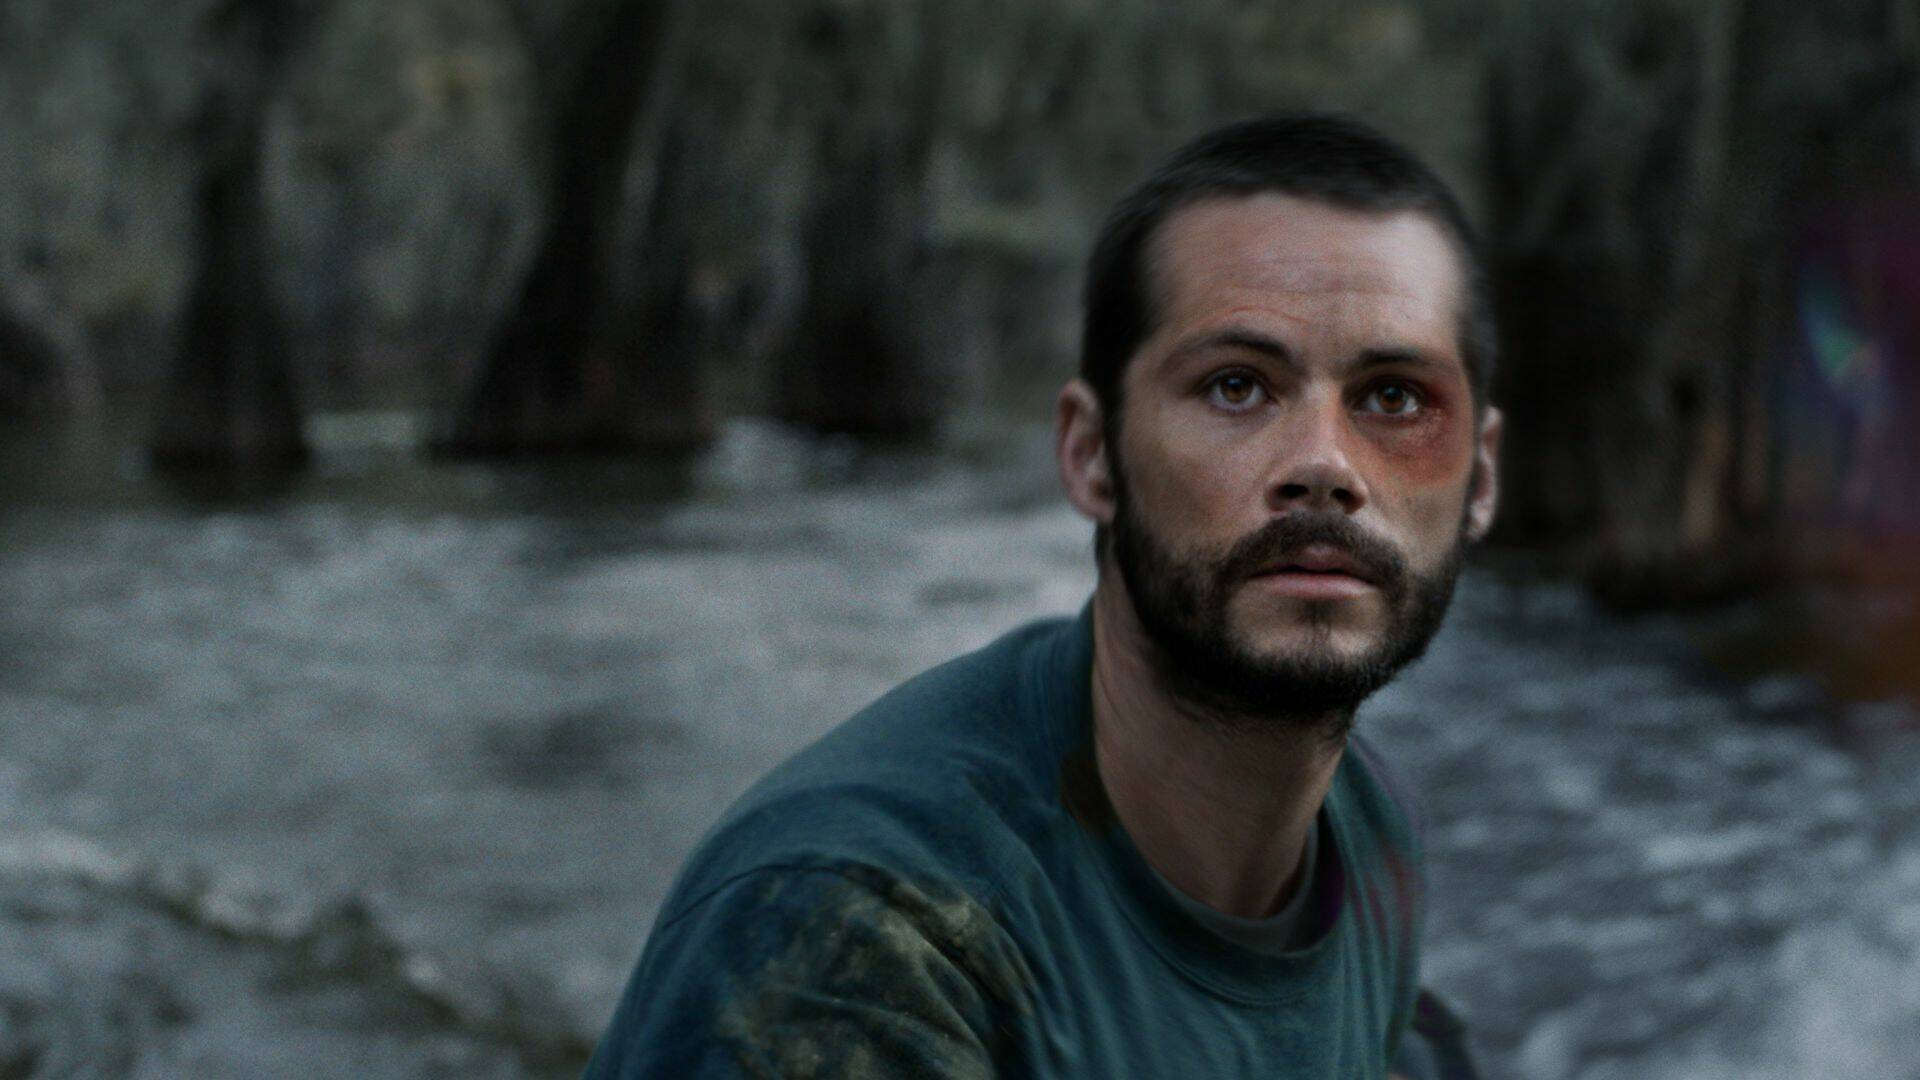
[1464,405,1503,542]
[1056,379,1116,527]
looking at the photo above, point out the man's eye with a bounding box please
[1205,372,1266,410]
[1359,381,1422,417]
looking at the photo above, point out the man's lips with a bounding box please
[1247,544,1379,600]
[1251,543,1378,584]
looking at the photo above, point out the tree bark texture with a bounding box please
[0,272,98,421]
[443,0,709,457]
[769,0,945,442]
[150,0,311,472]
[576,115,711,454]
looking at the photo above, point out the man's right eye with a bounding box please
[1205,371,1267,411]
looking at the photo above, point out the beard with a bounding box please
[1108,474,1467,740]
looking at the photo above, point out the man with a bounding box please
[588,113,1499,1078]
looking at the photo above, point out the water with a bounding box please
[1,419,1916,1078]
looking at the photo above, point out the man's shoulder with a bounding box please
[657,613,1078,929]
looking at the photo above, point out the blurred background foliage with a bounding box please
[1,0,1917,619]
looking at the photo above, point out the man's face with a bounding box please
[1101,193,1497,729]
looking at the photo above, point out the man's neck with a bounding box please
[1087,578,1347,920]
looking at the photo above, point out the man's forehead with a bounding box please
[1149,194,1465,317]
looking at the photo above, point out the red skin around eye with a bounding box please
[1341,375,1474,492]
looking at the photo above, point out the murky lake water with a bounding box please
[2,419,1917,1078]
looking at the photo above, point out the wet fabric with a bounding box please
[587,607,1441,1077]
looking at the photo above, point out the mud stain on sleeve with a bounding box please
[713,866,1034,1079]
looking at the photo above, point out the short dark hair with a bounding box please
[1079,112,1497,422]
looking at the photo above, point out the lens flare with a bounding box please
[1788,196,1920,539]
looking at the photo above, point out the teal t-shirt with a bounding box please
[587,607,1427,1077]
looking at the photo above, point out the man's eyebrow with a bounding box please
[1346,348,1449,374]
[1165,332,1454,376]
[1164,327,1297,367]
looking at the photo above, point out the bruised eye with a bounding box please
[1358,381,1423,417]
[1204,371,1267,411]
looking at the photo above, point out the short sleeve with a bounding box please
[585,865,1034,1078]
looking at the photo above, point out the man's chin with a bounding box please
[1132,609,1405,732]
[1227,600,1386,659]
[1230,640,1383,684]
[1175,645,1388,736]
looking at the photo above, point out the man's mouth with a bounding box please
[1244,543,1381,601]
[1253,543,1378,584]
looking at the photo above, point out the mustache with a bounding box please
[1214,514,1410,598]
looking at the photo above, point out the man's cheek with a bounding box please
[1353,410,1476,493]
[1378,497,1465,578]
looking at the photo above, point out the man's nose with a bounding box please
[1269,397,1368,515]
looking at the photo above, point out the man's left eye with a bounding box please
[1359,382,1422,416]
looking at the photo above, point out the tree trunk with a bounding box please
[769,0,945,442]
[1481,0,1782,602]
[1482,0,1920,606]
[442,0,707,457]
[150,0,310,472]
[772,142,937,440]
[579,117,711,453]
[0,271,98,421]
